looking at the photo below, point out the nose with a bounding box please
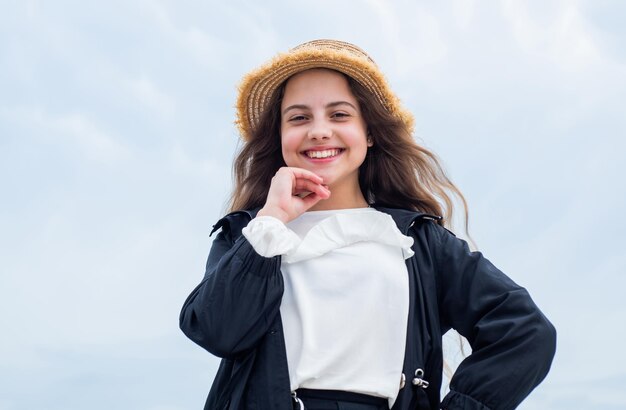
[307,118,331,140]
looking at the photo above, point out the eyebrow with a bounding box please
[282,101,358,115]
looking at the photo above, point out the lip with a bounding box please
[301,147,345,162]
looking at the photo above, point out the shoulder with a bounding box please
[373,206,469,267]
[372,205,445,236]
[209,208,260,240]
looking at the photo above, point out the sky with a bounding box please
[1,0,625,409]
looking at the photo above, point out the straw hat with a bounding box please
[235,39,414,141]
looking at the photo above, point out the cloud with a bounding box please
[501,0,605,72]
[128,76,177,117]
[451,0,477,30]
[142,0,224,69]
[364,0,448,76]
[2,105,131,163]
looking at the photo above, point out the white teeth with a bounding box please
[306,149,340,158]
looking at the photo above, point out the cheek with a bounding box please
[280,132,299,164]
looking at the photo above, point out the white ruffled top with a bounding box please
[242,207,413,408]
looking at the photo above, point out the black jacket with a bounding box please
[180,206,556,410]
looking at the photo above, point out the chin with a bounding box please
[315,172,336,186]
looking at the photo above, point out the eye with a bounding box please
[331,112,350,119]
[288,114,308,122]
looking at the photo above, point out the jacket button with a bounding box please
[412,368,430,389]
[399,373,406,389]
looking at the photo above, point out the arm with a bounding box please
[431,224,556,410]
[179,215,284,359]
[180,167,329,359]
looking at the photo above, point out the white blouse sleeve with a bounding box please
[241,216,302,258]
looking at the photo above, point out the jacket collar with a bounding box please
[372,205,442,234]
[210,209,259,236]
[211,206,441,237]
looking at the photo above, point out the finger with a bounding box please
[298,192,325,209]
[310,184,331,199]
[294,179,330,198]
[284,167,323,183]
[295,185,330,201]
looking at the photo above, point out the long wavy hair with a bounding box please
[228,70,469,231]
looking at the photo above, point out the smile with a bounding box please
[304,149,343,159]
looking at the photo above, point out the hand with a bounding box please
[257,167,331,223]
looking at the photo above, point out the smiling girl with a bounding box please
[180,40,556,410]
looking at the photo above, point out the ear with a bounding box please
[367,133,374,147]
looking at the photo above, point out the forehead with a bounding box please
[281,68,357,105]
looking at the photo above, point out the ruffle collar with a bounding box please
[285,209,414,263]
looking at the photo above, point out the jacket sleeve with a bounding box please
[431,224,557,410]
[179,216,284,359]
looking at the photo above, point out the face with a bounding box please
[280,68,371,193]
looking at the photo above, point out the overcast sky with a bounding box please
[1,1,625,409]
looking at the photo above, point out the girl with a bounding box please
[180,39,556,410]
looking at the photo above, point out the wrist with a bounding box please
[257,206,290,224]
